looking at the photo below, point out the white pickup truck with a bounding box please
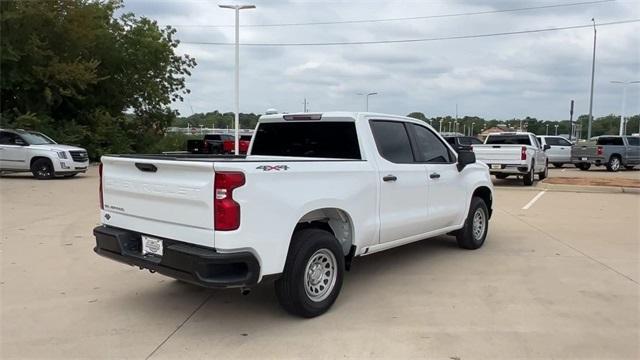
[473,132,549,186]
[94,112,494,317]
[0,128,89,179]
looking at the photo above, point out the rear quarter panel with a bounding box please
[213,160,378,277]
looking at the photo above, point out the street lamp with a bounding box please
[219,4,256,155]
[554,124,559,136]
[587,18,597,140]
[357,92,378,111]
[610,80,640,136]
[471,122,475,136]
[546,124,549,135]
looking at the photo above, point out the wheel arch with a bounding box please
[293,208,354,257]
[472,186,493,219]
[30,156,53,168]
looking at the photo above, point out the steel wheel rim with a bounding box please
[304,249,337,302]
[472,208,486,241]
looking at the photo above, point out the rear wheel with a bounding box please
[606,156,621,172]
[495,174,508,180]
[456,197,489,250]
[523,162,535,186]
[552,163,563,168]
[275,229,344,318]
[31,158,54,180]
[577,163,591,171]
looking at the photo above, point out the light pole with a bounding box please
[555,124,559,136]
[471,122,475,136]
[546,124,549,135]
[219,4,255,155]
[610,80,640,136]
[357,92,378,111]
[587,18,597,140]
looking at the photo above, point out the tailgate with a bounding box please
[101,156,216,247]
[473,145,525,165]
[572,144,596,158]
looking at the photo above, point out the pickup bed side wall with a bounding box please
[212,160,379,277]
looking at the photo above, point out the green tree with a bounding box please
[1,0,196,158]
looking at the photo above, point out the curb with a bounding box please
[496,182,639,194]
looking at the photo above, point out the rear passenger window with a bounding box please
[370,121,414,163]
[597,137,624,146]
[409,124,453,163]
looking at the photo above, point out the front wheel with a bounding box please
[538,161,549,180]
[275,229,344,318]
[456,197,489,250]
[31,158,54,180]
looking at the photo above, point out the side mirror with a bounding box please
[543,144,551,151]
[457,149,476,172]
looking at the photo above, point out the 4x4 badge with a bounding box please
[256,165,289,172]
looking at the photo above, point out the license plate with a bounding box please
[142,235,163,256]
[581,157,587,161]
[491,164,501,169]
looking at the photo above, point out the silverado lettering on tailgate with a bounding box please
[105,178,202,199]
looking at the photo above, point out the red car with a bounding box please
[222,135,252,154]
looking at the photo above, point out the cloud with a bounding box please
[122,0,640,120]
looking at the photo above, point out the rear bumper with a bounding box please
[487,164,530,174]
[571,157,604,165]
[93,226,260,288]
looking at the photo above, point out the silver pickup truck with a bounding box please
[572,136,640,171]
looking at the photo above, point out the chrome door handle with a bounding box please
[429,173,440,179]
[383,175,397,182]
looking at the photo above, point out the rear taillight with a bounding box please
[521,146,527,161]
[596,146,603,156]
[214,172,245,231]
[98,162,104,210]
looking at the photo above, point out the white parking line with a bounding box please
[522,190,547,210]
[561,169,566,172]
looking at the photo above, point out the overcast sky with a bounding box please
[122,0,639,120]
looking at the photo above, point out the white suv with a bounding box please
[0,129,89,179]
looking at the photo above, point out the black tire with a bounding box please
[605,156,621,172]
[523,162,535,186]
[63,173,78,178]
[456,197,489,250]
[552,163,563,168]
[494,173,508,180]
[275,229,344,318]
[31,158,54,179]
[577,163,591,171]
[538,161,549,180]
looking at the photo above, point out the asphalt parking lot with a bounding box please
[1,167,639,359]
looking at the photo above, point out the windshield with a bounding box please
[21,132,56,145]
